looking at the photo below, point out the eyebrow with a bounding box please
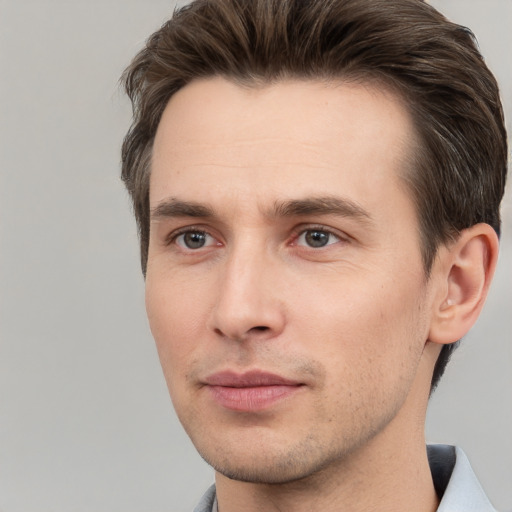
[271,196,373,224]
[151,195,373,225]
[151,198,215,221]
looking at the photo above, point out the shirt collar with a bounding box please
[429,445,497,512]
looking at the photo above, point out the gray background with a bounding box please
[0,1,510,511]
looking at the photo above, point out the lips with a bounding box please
[203,370,303,412]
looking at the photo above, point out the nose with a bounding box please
[208,243,286,342]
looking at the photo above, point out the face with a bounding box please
[146,78,436,484]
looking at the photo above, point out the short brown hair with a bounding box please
[121,0,508,390]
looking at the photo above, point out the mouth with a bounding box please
[203,370,304,412]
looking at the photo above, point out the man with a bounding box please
[121,0,508,510]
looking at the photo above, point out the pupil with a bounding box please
[306,230,329,247]
[184,232,206,249]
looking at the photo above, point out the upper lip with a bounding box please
[203,370,302,388]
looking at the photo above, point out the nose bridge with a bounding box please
[210,233,285,340]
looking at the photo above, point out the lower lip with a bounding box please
[207,385,301,412]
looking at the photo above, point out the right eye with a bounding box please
[174,230,218,250]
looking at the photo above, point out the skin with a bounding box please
[145,78,498,512]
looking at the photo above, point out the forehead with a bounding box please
[151,77,416,214]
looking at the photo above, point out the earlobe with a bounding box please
[428,223,499,345]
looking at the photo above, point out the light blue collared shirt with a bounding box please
[193,445,497,512]
[429,445,497,512]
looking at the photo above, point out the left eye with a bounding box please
[296,229,340,248]
[175,231,216,250]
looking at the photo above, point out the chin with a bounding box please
[206,456,321,485]
[194,435,347,485]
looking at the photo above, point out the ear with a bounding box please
[428,223,499,345]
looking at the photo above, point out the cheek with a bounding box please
[145,271,210,376]
[145,279,208,423]
[290,269,428,378]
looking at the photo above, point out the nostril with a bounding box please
[213,326,269,338]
